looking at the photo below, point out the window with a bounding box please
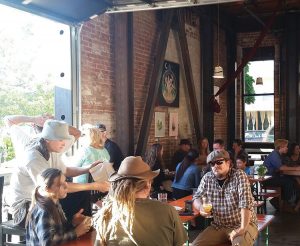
[0,4,73,162]
[243,60,274,143]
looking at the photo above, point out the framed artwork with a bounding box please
[169,112,178,137]
[157,60,180,107]
[155,112,165,137]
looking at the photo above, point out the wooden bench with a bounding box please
[215,214,275,246]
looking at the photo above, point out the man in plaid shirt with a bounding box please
[192,150,258,246]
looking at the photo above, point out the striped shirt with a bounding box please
[26,202,77,246]
[193,168,257,229]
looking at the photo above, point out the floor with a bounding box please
[188,202,300,246]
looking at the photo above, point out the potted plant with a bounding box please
[256,165,267,178]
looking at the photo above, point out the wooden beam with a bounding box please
[199,6,214,147]
[114,13,132,156]
[135,10,174,156]
[177,9,201,141]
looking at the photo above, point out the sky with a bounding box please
[0,3,71,89]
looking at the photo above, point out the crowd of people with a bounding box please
[3,114,300,245]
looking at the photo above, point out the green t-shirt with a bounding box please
[99,199,188,246]
[73,146,110,183]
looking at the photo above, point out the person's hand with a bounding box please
[72,208,85,226]
[34,113,54,127]
[199,209,212,218]
[75,217,92,237]
[89,160,103,170]
[94,181,110,192]
[229,228,245,242]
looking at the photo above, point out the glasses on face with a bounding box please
[209,158,226,167]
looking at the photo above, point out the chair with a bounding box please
[259,185,282,213]
[0,176,26,246]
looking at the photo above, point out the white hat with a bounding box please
[41,119,72,141]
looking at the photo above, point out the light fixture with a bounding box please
[256,77,263,85]
[213,1,224,79]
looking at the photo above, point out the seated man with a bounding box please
[170,139,191,171]
[192,150,258,246]
[229,139,248,168]
[263,139,298,209]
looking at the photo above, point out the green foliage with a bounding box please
[256,165,267,177]
[1,136,15,161]
[244,64,256,104]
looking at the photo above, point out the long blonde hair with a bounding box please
[88,127,105,148]
[96,178,148,245]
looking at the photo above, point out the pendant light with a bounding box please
[256,77,263,85]
[213,1,224,79]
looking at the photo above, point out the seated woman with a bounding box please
[145,143,166,192]
[73,125,110,184]
[286,142,300,166]
[26,168,92,245]
[236,154,251,175]
[95,156,188,245]
[197,137,210,166]
[172,149,201,199]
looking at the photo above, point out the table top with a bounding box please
[248,175,272,182]
[60,230,96,246]
[282,169,300,176]
[168,195,200,223]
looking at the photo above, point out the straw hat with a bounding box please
[109,156,159,182]
[41,119,72,141]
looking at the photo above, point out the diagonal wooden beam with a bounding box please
[135,10,174,156]
[177,9,201,140]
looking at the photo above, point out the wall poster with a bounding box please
[157,60,180,107]
[155,112,165,137]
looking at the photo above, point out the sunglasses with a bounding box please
[209,158,226,167]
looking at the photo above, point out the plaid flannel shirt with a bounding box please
[193,168,257,229]
[26,202,77,246]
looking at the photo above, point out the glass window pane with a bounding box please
[244,95,274,143]
[244,60,274,94]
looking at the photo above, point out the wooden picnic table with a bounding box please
[60,230,96,246]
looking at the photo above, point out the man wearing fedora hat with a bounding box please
[6,118,109,226]
[95,156,187,245]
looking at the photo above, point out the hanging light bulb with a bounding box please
[256,77,263,85]
[213,1,224,79]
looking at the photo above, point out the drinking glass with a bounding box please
[202,197,213,218]
[158,193,168,203]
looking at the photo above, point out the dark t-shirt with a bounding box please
[104,139,124,171]
[170,150,187,171]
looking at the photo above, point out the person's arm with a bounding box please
[69,125,81,141]
[279,165,300,171]
[64,161,102,177]
[67,181,110,193]
[4,114,53,127]
[229,208,251,241]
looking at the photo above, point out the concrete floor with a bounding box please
[188,202,300,246]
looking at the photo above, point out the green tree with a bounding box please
[244,63,255,104]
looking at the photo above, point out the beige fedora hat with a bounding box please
[109,156,159,182]
[41,119,72,141]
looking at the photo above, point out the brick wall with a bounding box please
[80,10,202,167]
[80,14,117,138]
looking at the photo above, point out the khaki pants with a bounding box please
[192,222,258,246]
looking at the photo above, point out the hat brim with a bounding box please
[109,169,160,182]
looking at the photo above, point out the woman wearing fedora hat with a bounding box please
[95,156,188,246]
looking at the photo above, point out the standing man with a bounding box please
[192,150,258,246]
[96,123,124,171]
[4,116,109,225]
